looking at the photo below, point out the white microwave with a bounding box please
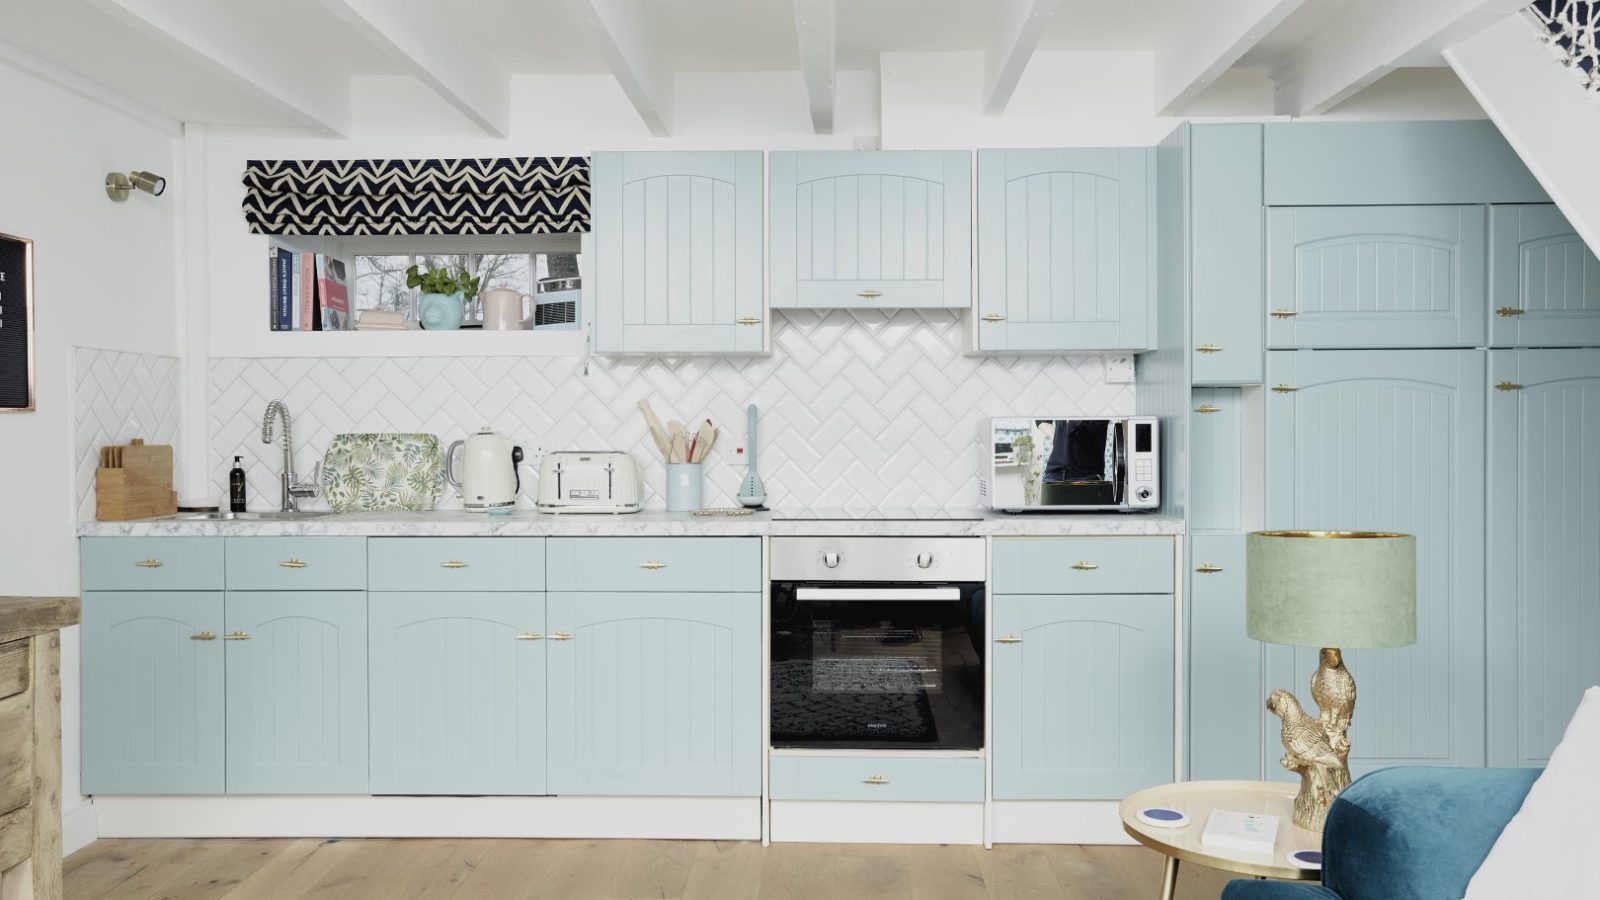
[979,416,1160,512]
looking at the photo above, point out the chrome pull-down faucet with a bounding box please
[261,400,318,512]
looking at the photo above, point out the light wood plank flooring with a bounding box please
[65,839,1240,899]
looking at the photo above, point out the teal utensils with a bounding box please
[737,404,766,508]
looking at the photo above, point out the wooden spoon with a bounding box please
[637,400,673,459]
[690,420,716,463]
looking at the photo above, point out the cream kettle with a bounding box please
[446,427,523,510]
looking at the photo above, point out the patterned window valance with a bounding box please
[241,157,590,236]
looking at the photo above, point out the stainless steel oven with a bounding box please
[769,537,985,751]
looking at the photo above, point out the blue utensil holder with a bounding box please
[665,463,703,512]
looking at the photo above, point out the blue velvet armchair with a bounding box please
[1221,767,1539,900]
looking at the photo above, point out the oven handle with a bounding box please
[794,587,963,602]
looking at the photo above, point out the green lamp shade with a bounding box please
[1246,531,1417,649]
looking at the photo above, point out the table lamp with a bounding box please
[1247,530,1417,832]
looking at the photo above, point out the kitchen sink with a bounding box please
[177,511,336,521]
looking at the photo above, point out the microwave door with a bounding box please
[1040,419,1116,507]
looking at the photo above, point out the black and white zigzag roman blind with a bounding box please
[241,157,590,236]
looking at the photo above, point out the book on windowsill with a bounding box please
[1200,810,1279,854]
[355,310,408,331]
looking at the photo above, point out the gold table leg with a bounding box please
[1160,856,1179,900]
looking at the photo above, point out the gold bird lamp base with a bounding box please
[1267,647,1355,832]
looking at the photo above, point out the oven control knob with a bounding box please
[823,551,841,569]
[1136,488,1152,502]
[915,551,935,569]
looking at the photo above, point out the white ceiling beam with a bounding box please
[1153,0,1312,115]
[89,0,350,136]
[562,0,673,136]
[0,37,181,136]
[1270,0,1525,116]
[794,0,836,134]
[984,0,1063,115]
[317,0,510,137]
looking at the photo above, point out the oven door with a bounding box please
[770,582,985,751]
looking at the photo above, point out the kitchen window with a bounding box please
[352,239,580,327]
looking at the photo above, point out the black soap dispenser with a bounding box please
[229,456,247,513]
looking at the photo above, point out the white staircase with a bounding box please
[1446,2,1600,251]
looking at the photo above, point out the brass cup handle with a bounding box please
[224,631,251,641]
[441,560,469,569]
[1196,344,1223,354]
[550,631,574,641]
[857,290,883,299]
[280,558,307,569]
[1196,564,1224,574]
[516,632,544,641]
[639,561,667,570]
[996,635,1022,644]
[190,631,217,641]
[1269,309,1297,318]
[862,775,889,785]
[1496,307,1526,317]
[980,313,1006,323]
[736,316,762,325]
[1070,561,1098,571]
[135,559,163,568]
[1495,381,1525,391]
[1195,404,1222,414]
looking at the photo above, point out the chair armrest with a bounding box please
[1222,880,1341,900]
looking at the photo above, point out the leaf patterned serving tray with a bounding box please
[320,433,444,512]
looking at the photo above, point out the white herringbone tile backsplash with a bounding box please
[209,310,1134,512]
[74,347,183,521]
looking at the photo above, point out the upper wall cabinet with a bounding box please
[976,148,1154,352]
[769,151,970,309]
[1263,121,1549,207]
[1190,125,1264,385]
[1267,205,1487,349]
[591,151,765,354]
[1490,205,1600,347]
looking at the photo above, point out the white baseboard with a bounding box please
[769,801,984,845]
[989,801,1134,845]
[63,801,97,856]
[93,796,761,840]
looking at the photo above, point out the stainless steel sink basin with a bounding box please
[177,511,335,521]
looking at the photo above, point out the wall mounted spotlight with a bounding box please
[105,171,166,202]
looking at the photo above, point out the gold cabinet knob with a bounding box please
[862,775,889,785]
[995,635,1022,644]
[134,559,163,568]
[550,631,574,641]
[1495,381,1525,391]
[1496,307,1526,317]
[1269,309,1297,318]
[638,561,667,570]
[1196,563,1224,574]
[980,313,1007,323]
[516,632,544,641]
[1196,344,1223,354]
[736,316,762,325]
[190,631,217,641]
[279,558,307,569]
[1194,404,1222,414]
[441,560,469,569]
[224,631,252,641]
[857,290,883,299]
[1070,561,1098,571]
[1271,384,1297,393]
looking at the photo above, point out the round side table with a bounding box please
[1119,780,1323,900]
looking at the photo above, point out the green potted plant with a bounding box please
[406,264,482,331]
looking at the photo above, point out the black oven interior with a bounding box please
[770,581,985,751]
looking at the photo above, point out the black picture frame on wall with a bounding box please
[0,232,35,412]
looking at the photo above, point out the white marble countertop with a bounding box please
[78,509,1185,538]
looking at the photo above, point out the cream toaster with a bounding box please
[535,451,641,514]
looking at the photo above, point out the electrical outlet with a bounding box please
[1104,354,1135,384]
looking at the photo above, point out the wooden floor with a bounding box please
[65,838,1239,900]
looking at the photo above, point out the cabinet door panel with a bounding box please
[1191,124,1264,385]
[1267,206,1487,349]
[547,591,760,796]
[1487,349,1600,765]
[593,151,763,353]
[992,593,1174,799]
[977,148,1152,351]
[1264,349,1486,774]
[1186,535,1265,781]
[1490,205,1600,347]
[82,591,224,794]
[771,151,970,309]
[1189,388,1243,532]
[224,591,367,793]
[369,591,547,795]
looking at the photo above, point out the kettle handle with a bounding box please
[512,446,524,496]
[445,440,464,489]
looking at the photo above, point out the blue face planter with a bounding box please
[419,291,465,331]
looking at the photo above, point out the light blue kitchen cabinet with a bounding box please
[1186,535,1264,781]
[368,591,547,795]
[992,592,1174,799]
[591,151,765,354]
[546,536,762,593]
[224,590,367,793]
[1267,206,1487,349]
[976,148,1153,352]
[768,755,985,803]
[769,150,971,309]
[81,591,225,795]
[1264,349,1486,775]
[1489,205,1600,348]
[368,537,544,593]
[224,537,367,591]
[546,591,761,796]
[1487,349,1600,767]
[1189,388,1243,532]
[1190,124,1264,385]
[80,537,223,592]
[991,537,1174,595]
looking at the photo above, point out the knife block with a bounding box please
[96,439,177,521]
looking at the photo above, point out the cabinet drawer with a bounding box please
[0,641,27,702]
[546,538,761,592]
[769,756,984,803]
[0,805,32,872]
[368,538,544,592]
[81,537,224,591]
[993,538,1173,594]
[225,537,367,590]
[0,690,33,817]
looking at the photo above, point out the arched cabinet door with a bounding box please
[1489,205,1600,347]
[1264,349,1487,776]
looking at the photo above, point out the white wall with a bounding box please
[0,63,180,852]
